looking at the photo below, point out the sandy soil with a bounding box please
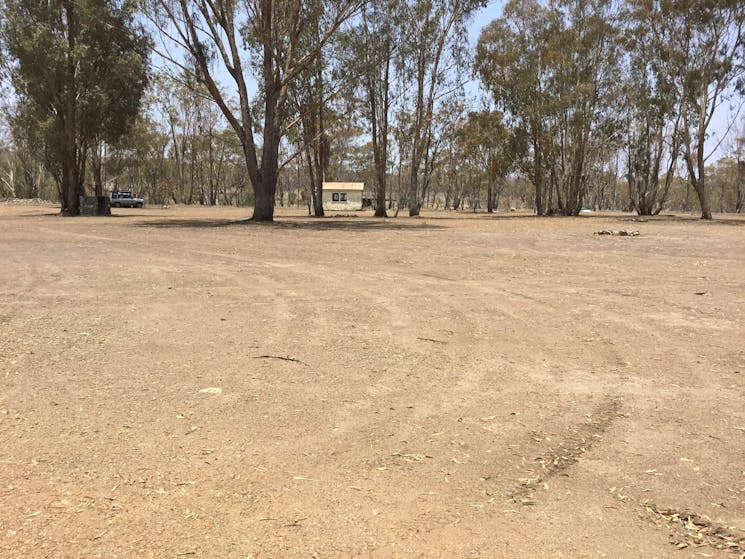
[1,203,744,559]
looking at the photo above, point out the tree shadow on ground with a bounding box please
[275,216,445,231]
[614,213,745,226]
[131,211,744,230]
[134,216,445,232]
[134,218,250,229]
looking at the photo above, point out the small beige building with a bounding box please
[322,182,364,211]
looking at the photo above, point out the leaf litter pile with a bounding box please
[647,504,745,554]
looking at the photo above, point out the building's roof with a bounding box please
[322,182,364,191]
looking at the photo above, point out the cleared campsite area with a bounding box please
[1,204,744,558]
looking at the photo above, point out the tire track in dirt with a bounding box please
[310,268,497,440]
[508,395,622,505]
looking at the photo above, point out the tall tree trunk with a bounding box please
[60,158,78,216]
[60,0,81,216]
[253,175,276,221]
[92,141,111,215]
[533,133,543,216]
[313,52,326,218]
[693,177,712,220]
[487,175,494,213]
[683,112,713,220]
[736,161,744,213]
[303,137,324,217]
[371,53,389,218]
[254,115,280,221]
[313,184,324,216]
[694,122,712,219]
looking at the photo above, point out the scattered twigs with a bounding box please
[647,503,745,552]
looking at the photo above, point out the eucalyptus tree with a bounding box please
[547,0,620,215]
[0,126,52,200]
[475,0,559,215]
[291,75,329,218]
[435,106,470,210]
[621,1,683,216]
[2,0,150,215]
[399,0,485,217]
[0,126,17,198]
[669,0,745,220]
[154,0,362,221]
[340,0,403,217]
[149,74,211,203]
[288,1,331,217]
[441,125,468,210]
[705,157,741,213]
[477,0,620,215]
[457,109,525,212]
[422,96,465,208]
[738,159,745,214]
[106,116,170,202]
[391,106,412,212]
[733,129,745,213]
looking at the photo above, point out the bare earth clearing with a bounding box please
[1,204,744,558]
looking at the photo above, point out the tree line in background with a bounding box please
[0,0,744,219]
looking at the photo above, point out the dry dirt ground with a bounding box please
[1,203,744,559]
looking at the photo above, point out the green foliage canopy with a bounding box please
[1,0,150,215]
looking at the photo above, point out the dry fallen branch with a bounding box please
[417,337,447,344]
[595,230,640,236]
[253,355,307,366]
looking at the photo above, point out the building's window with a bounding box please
[332,193,340,201]
[340,193,348,202]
